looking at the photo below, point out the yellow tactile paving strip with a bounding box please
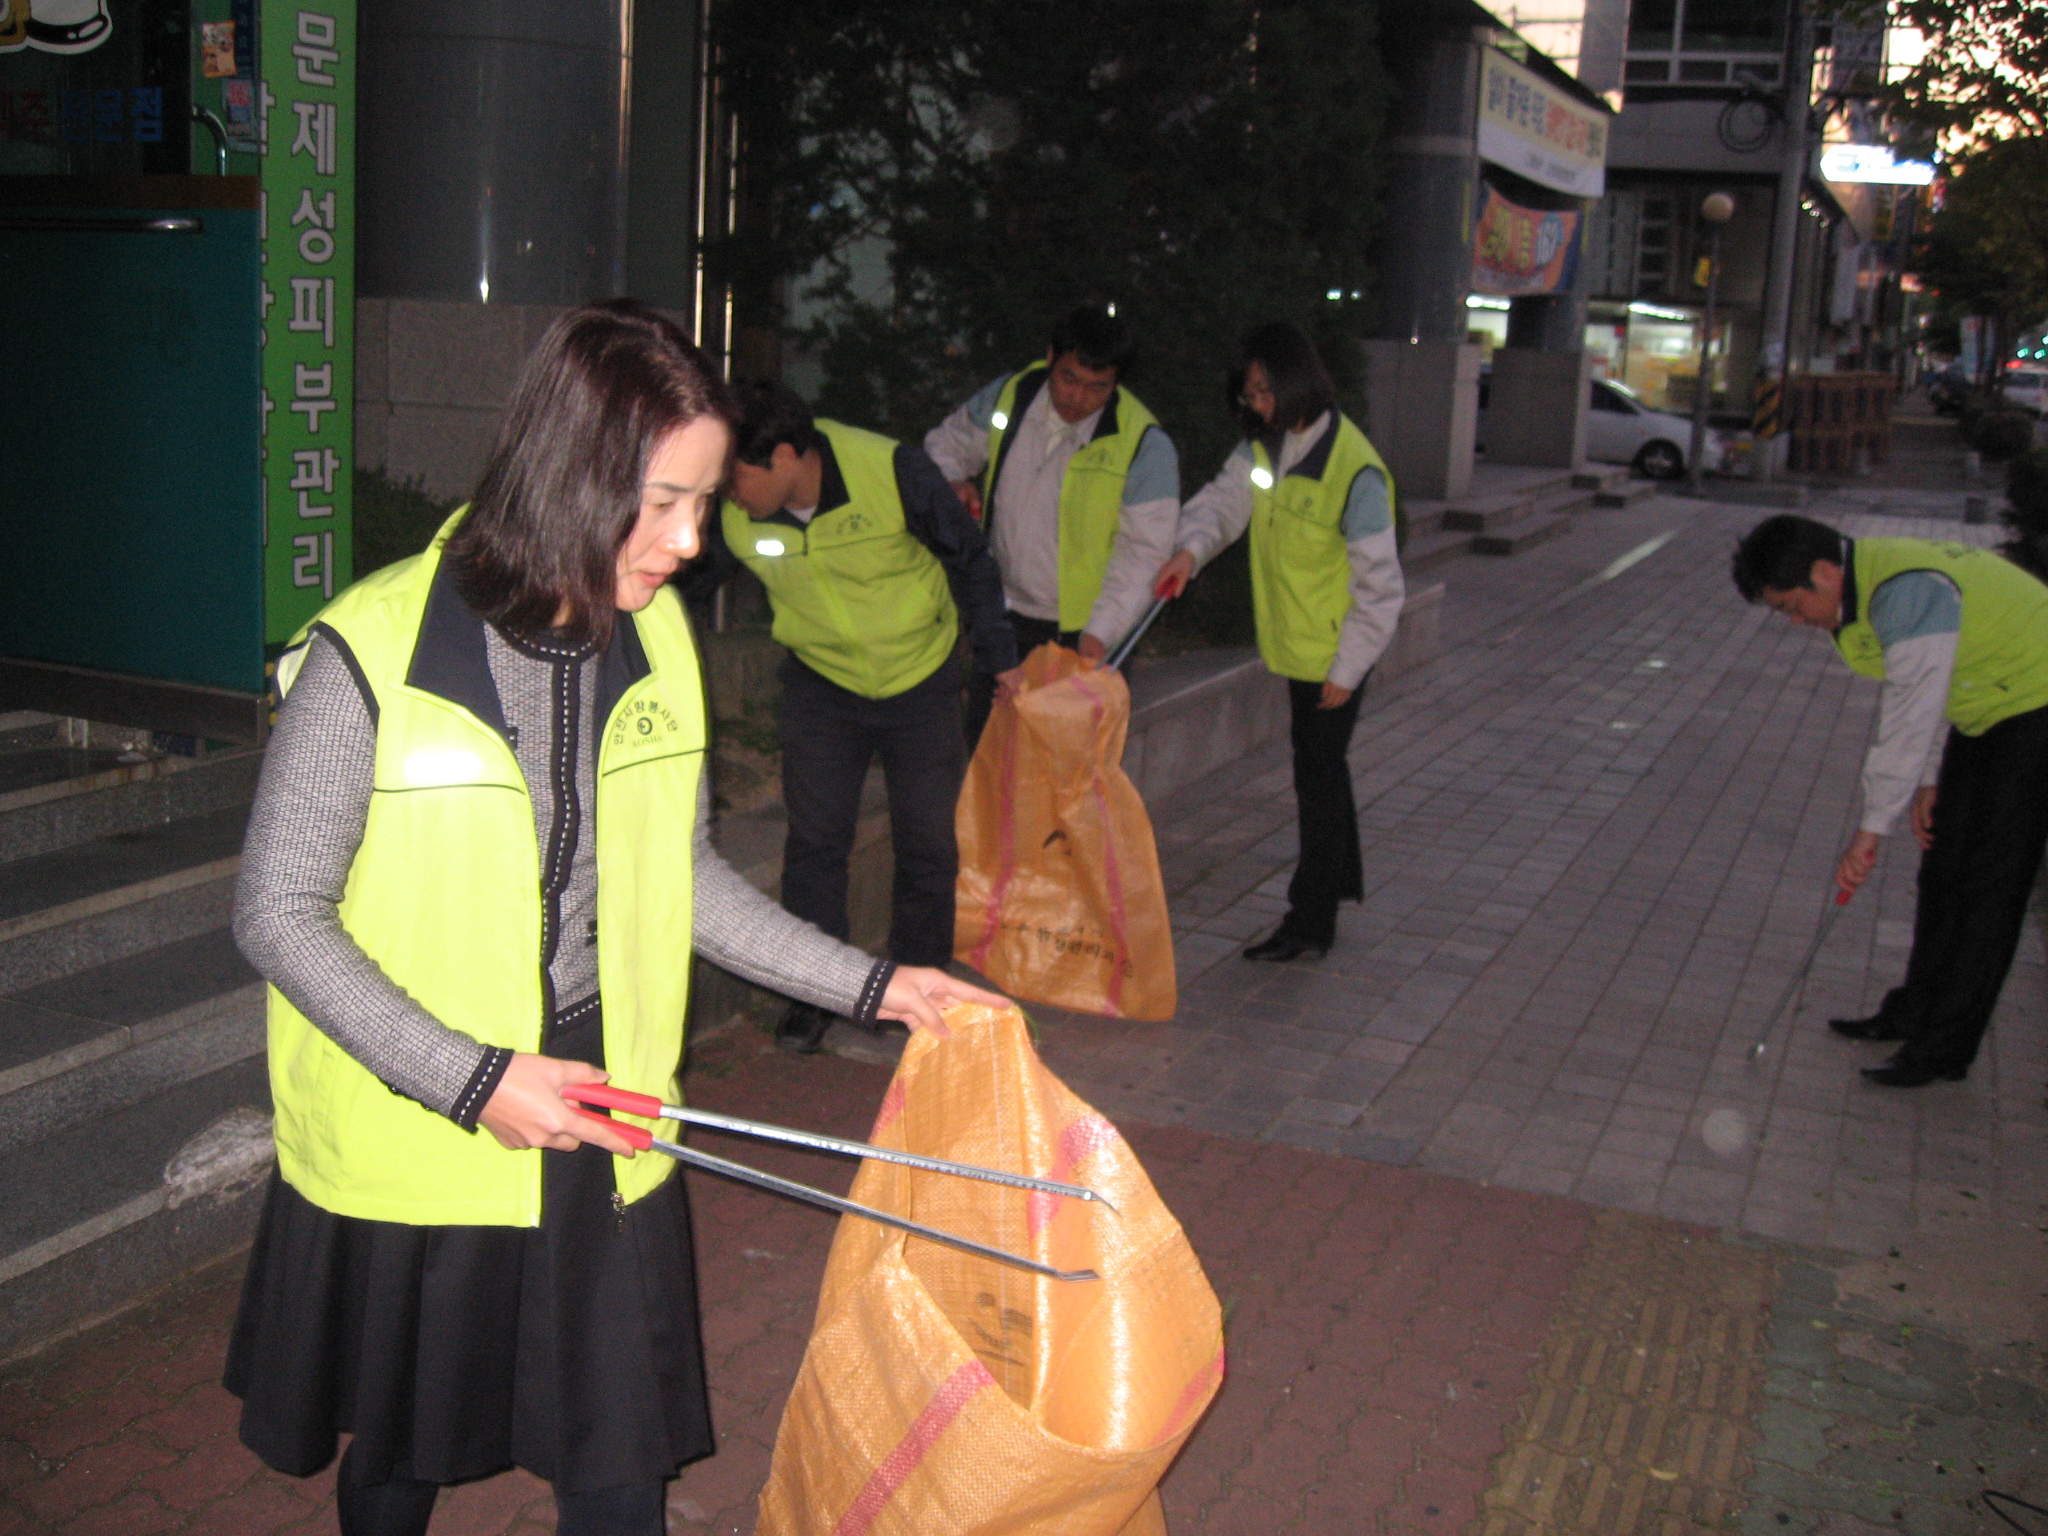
[1477,1209,1776,1534]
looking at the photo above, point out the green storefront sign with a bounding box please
[260,0,353,642]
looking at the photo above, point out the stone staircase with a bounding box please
[1403,463,1653,572]
[0,715,272,1361]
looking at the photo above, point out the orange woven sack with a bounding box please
[955,644,1176,1020]
[755,1004,1224,1536]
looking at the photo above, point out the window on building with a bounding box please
[1636,197,1674,294]
[1681,0,1783,52]
[1629,0,1677,51]
[1627,0,1787,74]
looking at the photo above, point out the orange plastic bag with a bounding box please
[755,1004,1224,1536]
[955,644,1176,1020]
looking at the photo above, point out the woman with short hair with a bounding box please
[1156,323,1405,961]
[227,299,1000,1536]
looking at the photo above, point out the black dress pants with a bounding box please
[1283,677,1366,944]
[1867,702,2048,1071]
[963,613,1079,749]
[779,653,966,967]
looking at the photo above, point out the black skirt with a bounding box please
[223,1004,714,1493]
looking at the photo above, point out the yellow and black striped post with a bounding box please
[1752,371,1782,440]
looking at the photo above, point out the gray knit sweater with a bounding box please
[234,630,891,1126]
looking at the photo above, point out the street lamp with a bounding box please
[1688,191,1736,493]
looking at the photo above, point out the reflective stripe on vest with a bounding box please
[722,421,958,699]
[266,509,705,1226]
[1248,415,1396,683]
[1834,536,2048,736]
[983,365,1160,632]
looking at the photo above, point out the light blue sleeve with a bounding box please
[1341,466,1393,540]
[964,374,1008,428]
[1867,570,1962,647]
[1121,425,1180,506]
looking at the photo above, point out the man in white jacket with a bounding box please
[925,306,1180,742]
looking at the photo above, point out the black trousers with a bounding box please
[1283,677,1366,943]
[964,613,1079,749]
[1868,702,2048,1071]
[779,653,966,968]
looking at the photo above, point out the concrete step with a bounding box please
[0,1056,272,1361]
[1472,512,1573,557]
[1401,526,1477,575]
[0,803,246,993]
[0,747,261,864]
[1594,476,1659,508]
[0,927,263,1155]
[1440,492,1534,533]
[1529,484,1598,519]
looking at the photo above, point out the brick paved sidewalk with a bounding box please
[4,494,2043,1535]
[4,1027,2040,1535]
[1028,496,2048,1275]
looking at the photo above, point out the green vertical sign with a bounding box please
[261,0,354,642]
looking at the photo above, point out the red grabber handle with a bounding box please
[1154,571,1184,600]
[562,1082,664,1117]
[1834,887,1853,906]
[569,1108,653,1151]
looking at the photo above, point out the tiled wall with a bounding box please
[355,298,569,502]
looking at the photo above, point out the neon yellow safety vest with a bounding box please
[1247,414,1397,683]
[982,364,1162,632]
[266,510,705,1226]
[1834,536,2048,736]
[722,421,957,699]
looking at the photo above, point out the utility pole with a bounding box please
[1753,2,1814,481]
[1689,192,1735,493]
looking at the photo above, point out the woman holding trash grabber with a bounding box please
[1156,323,1405,962]
[225,300,1004,1536]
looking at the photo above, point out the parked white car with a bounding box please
[1478,372,1724,479]
[2001,368,2048,418]
[1586,377,1724,479]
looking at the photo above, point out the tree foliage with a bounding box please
[1911,137,2048,373]
[1851,0,2048,142]
[709,0,1391,483]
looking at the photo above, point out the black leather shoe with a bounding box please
[1243,927,1330,963]
[1829,1013,1909,1042]
[775,1001,836,1055]
[1861,1052,1967,1088]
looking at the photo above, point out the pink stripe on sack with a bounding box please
[871,1078,908,1137]
[831,1359,996,1536]
[969,701,1022,974]
[1067,672,1130,1015]
[1026,1113,1121,1238]
[1159,1344,1228,1441]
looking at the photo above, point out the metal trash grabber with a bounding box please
[1749,887,1852,1061]
[563,1083,1115,1211]
[1103,572,1183,672]
[567,1104,1102,1283]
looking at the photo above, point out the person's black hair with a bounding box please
[1730,514,1846,601]
[1229,322,1337,439]
[445,298,733,648]
[1047,305,1137,376]
[729,378,820,466]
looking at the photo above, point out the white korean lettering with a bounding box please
[293,12,339,87]
[288,276,335,347]
[290,101,335,175]
[290,188,335,229]
[291,531,334,597]
[290,362,336,431]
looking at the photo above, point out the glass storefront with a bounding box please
[1586,300,1729,412]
